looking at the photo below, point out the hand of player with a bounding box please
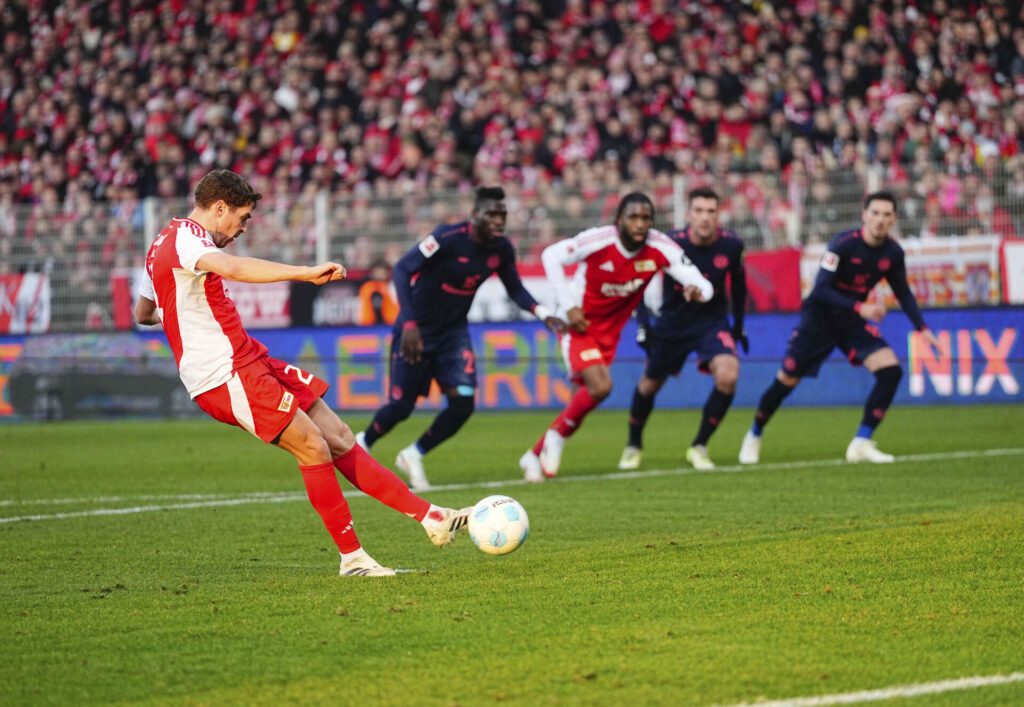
[400,325,423,363]
[858,301,886,323]
[308,262,347,285]
[731,325,749,354]
[635,324,650,352]
[566,307,589,333]
[682,285,704,302]
[920,328,940,348]
[543,315,568,335]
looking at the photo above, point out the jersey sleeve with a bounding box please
[541,230,600,312]
[177,232,219,275]
[138,266,155,300]
[392,229,445,322]
[495,242,541,314]
[729,241,747,331]
[886,248,927,330]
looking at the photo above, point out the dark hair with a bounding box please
[863,190,897,213]
[475,186,506,205]
[688,186,720,205]
[615,191,655,222]
[194,169,263,209]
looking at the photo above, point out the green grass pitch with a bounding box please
[2,405,1023,706]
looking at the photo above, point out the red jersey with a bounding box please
[139,217,267,398]
[541,225,712,349]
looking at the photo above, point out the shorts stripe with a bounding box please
[226,373,257,437]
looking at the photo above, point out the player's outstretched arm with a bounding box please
[196,252,346,284]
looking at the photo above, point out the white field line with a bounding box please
[2,447,1023,525]
[716,671,1024,707]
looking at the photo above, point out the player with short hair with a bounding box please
[520,192,714,482]
[356,186,565,490]
[135,169,470,578]
[738,191,940,464]
[618,187,747,471]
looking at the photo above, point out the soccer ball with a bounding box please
[468,495,529,555]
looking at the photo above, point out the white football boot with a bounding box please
[738,430,762,464]
[617,445,642,470]
[519,450,544,483]
[685,444,715,470]
[422,505,471,546]
[538,429,565,478]
[845,437,895,463]
[354,431,368,450]
[339,550,396,577]
[396,444,430,491]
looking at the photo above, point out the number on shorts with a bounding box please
[462,349,475,374]
[717,330,736,350]
[284,364,313,385]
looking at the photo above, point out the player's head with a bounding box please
[686,187,720,240]
[861,190,898,242]
[471,186,507,243]
[615,192,655,252]
[193,170,263,247]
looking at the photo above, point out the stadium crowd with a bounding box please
[1,0,1024,279]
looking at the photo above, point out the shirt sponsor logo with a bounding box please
[600,277,645,298]
[634,259,657,272]
[278,391,294,412]
[418,235,440,258]
[580,348,603,361]
[599,261,615,272]
[821,251,839,272]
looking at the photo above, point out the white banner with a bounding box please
[1002,240,1024,304]
[0,273,51,333]
[801,235,1002,307]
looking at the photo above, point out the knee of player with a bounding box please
[590,380,613,401]
[715,370,739,393]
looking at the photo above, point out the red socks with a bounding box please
[333,445,430,521]
[534,387,599,454]
[553,386,599,437]
[299,462,360,554]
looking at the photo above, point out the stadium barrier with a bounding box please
[1,307,1020,419]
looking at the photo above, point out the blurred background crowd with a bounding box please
[1,0,1023,323]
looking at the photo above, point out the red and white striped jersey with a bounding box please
[541,225,712,347]
[139,217,267,398]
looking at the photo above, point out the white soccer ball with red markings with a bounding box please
[468,495,529,555]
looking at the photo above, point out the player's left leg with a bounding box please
[689,353,740,470]
[846,347,902,463]
[396,331,478,489]
[535,364,612,477]
[308,400,472,547]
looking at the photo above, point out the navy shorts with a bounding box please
[781,311,889,378]
[387,326,476,402]
[644,317,738,380]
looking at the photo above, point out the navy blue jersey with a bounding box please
[392,221,538,335]
[649,226,746,337]
[806,228,926,330]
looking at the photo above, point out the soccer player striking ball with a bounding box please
[135,170,470,577]
[356,186,565,490]
[738,190,940,464]
[519,192,714,482]
[619,187,747,471]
